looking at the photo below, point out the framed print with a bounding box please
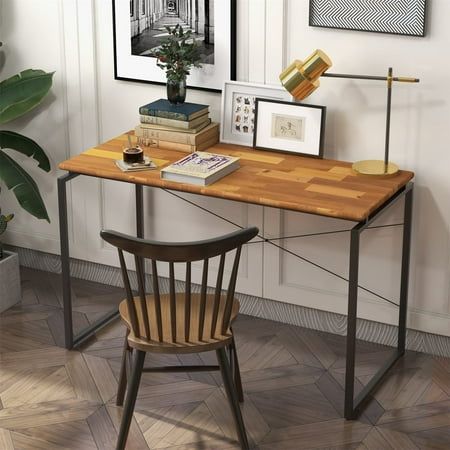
[220,81,292,147]
[113,0,236,92]
[253,99,326,158]
[309,0,427,37]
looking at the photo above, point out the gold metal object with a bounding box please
[352,160,399,176]
[279,50,332,100]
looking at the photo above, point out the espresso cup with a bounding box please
[123,146,144,164]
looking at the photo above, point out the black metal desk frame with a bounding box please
[58,172,413,420]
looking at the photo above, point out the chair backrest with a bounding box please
[100,226,259,343]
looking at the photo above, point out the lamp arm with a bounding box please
[322,72,419,83]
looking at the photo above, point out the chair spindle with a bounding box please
[151,260,163,342]
[169,262,177,342]
[198,259,208,341]
[118,249,139,337]
[185,262,191,342]
[222,246,242,335]
[211,253,226,339]
[134,255,151,340]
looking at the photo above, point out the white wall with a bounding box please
[1,0,449,337]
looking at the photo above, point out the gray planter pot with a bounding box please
[0,251,21,313]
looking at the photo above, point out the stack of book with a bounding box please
[135,99,219,153]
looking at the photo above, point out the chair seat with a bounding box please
[119,293,239,353]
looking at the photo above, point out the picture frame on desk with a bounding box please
[113,0,237,92]
[253,99,326,158]
[220,81,292,147]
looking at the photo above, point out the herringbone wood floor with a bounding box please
[0,267,449,449]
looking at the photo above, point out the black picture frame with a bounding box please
[113,0,236,93]
[253,98,326,159]
[309,0,427,37]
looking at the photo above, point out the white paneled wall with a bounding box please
[2,0,449,337]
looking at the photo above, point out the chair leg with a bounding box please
[229,335,244,403]
[116,330,130,406]
[116,350,146,450]
[216,347,249,450]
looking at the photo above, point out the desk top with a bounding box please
[59,133,414,222]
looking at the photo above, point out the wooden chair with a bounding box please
[100,226,259,450]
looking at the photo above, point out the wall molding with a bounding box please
[9,245,450,358]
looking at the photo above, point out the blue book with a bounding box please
[139,99,209,121]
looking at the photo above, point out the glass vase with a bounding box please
[167,77,187,105]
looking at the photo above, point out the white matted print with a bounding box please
[113,0,236,92]
[220,81,292,146]
[254,99,326,158]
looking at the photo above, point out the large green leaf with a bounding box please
[0,130,50,171]
[0,70,54,124]
[0,150,50,222]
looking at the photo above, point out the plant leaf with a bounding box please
[0,149,50,222]
[0,130,50,171]
[0,70,54,124]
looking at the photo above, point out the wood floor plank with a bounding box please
[410,425,450,450]
[65,352,102,403]
[13,420,97,450]
[121,404,197,449]
[83,353,118,403]
[106,405,150,449]
[0,366,75,408]
[0,428,14,450]
[241,363,323,393]
[376,427,419,450]
[292,328,338,369]
[86,406,118,450]
[0,347,71,371]
[261,418,371,448]
[0,399,99,430]
[249,384,340,428]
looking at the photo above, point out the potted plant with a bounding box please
[152,24,203,104]
[0,67,53,312]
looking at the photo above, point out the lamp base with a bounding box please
[352,160,399,176]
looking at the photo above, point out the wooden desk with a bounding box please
[58,133,414,419]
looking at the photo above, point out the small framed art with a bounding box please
[220,81,292,147]
[113,0,236,92]
[253,99,326,158]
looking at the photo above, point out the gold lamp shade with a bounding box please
[279,50,332,100]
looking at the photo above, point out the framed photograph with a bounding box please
[113,0,236,92]
[253,99,326,158]
[220,81,292,147]
[309,0,427,37]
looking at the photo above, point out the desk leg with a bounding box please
[136,184,144,239]
[58,173,79,349]
[398,185,413,353]
[344,183,414,419]
[344,228,361,419]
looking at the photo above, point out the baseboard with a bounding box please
[9,245,450,358]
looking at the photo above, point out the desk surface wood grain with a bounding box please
[59,133,414,222]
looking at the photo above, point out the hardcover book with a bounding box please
[161,152,240,186]
[137,135,219,154]
[135,122,219,146]
[139,113,209,129]
[137,118,212,134]
[139,99,209,121]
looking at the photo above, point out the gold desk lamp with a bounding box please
[279,50,420,176]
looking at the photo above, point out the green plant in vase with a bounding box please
[152,24,202,104]
[0,68,54,259]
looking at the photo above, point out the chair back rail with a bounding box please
[101,227,258,344]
